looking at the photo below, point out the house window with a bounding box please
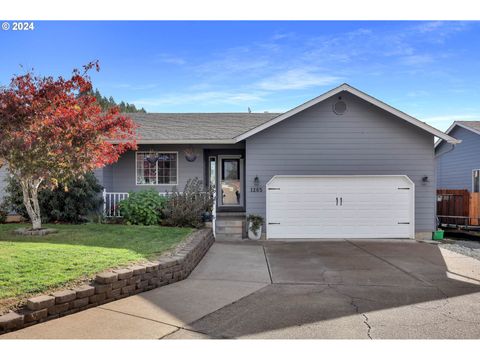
[473,170,480,192]
[136,152,177,185]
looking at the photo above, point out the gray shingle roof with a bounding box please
[129,113,281,142]
[456,121,480,132]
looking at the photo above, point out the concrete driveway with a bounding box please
[3,239,480,339]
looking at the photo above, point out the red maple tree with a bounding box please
[0,62,137,230]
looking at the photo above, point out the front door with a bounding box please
[218,156,244,208]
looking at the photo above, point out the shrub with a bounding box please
[2,172,103,223]
[0,207,7,223]
[118,190,167,225]
[163,178,214,228]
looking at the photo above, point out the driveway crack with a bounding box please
[328,285,374,339]
[362,313,373,339]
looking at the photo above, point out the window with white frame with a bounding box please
[136,152,177,185]
[473,170,480,192]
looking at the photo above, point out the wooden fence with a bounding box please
[437,189,480,226]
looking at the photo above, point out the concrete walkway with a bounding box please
[2,239,480,339]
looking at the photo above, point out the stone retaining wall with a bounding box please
[0,229,214,335]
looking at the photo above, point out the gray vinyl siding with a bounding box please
[104,143,243,193]
[436,126,480,190]
[246,91,436,233]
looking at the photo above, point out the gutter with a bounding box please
[435,141,460,158]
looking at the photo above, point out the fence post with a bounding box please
[103,189,107,216]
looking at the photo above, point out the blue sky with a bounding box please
[0,21,479,130]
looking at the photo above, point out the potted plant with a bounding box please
[247,214,264,240]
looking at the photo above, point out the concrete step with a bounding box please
[215,234,244,241]
[215,212,246,218]
[215,220,244,227]
[216,226,244,235]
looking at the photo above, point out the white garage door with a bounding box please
[266,175,414,239]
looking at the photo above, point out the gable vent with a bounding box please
[333,101,347,115]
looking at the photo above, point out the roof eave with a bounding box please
[436,121,480,147]
[111,139,238,145]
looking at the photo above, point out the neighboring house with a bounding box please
[0,84,458,240]
[436,121,480,191]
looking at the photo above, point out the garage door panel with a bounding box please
[266,176,414,239]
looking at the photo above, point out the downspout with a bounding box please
[434,142,458,158]
[434,140,460,228]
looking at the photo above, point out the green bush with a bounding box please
[0,207,7,223]
[118,190,167,225]
[2,172,103,223]
[163,178,214,228]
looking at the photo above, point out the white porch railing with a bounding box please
[103,190,129,217]
[102,190,211,218]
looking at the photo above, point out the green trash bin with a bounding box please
[432,230,444,241]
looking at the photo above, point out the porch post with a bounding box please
[102,189,107,216]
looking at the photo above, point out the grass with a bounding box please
[0,223,192,302]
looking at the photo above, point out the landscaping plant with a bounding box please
[163,178,214,228]
[2,172,103,223]
[247,214,264,235]
[0,208,7,224]
[0,62,136,230]
[118,190,167,225]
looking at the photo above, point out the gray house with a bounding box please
[100,83,458,240]
[436,121,480,191]
[0,84,458,240]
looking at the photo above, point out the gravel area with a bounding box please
[440,240,480,261]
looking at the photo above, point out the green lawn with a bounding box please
[0,223,192,301]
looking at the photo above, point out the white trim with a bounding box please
[435,121,474,148]
[135,151,179,186]
[235,83,460,144]
[265,175,415,240]
[472,169,480,193]
[208,156,216,189]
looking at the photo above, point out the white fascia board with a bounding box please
[235,83,460,145]
[434,121,476,148]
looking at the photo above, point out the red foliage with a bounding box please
[0,61,137,185]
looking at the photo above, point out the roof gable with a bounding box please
[235,83,460,144]
[435,121,480,148]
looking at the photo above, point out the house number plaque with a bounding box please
[250,187,263,193]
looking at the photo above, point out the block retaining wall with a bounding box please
[0,229,214,335]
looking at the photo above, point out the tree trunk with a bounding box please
[20,178,43,230]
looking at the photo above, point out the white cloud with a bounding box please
[423,114,480,123]
[406,90,429,97]
[256,68,341,91]
[134,90,266,107]
[400,54,434,66]
[422,114,480,131]
[155,54,187,65]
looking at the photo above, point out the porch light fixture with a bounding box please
[254,175,260,187]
